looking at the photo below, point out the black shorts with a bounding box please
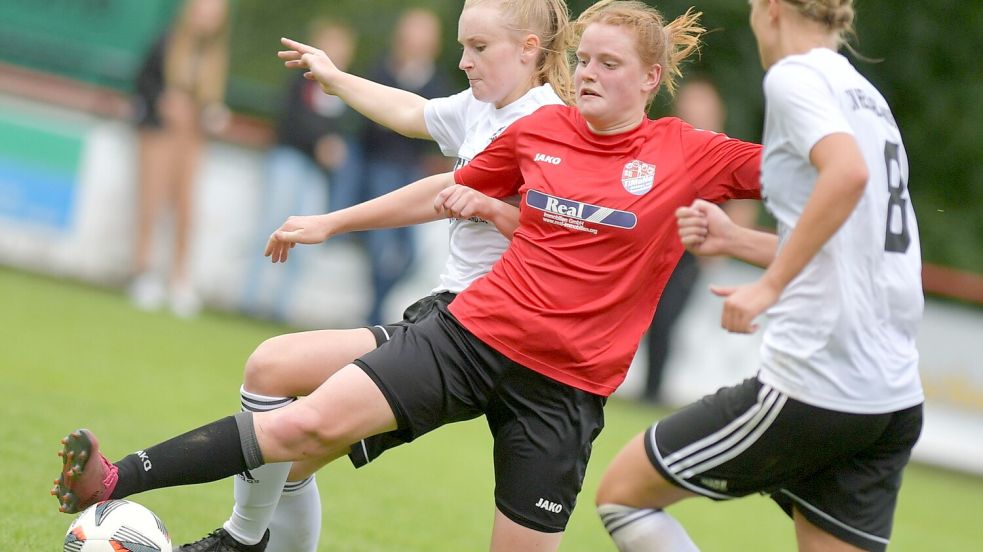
[646,377,923,551]
[364,291,456,346]
[354,303,605,533]
[349,292,455,468]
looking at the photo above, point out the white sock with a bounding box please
[223,387,297,545]
[598,503,699,551]
[266,475,322,552]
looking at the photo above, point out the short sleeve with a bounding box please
[680,122,762,202]
[424,89,475,157]
[453,123,523,198]
[764,60,853,158]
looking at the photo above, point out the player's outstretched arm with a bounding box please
[434,185,520,239]
[278,37,431,139]
[265,172,456,263]
[676,199,777,267]
[710,133,868,333]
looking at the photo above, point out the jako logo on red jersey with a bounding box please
[534,152,562,165]
[526,190,636,229]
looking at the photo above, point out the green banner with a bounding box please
[0,0,178,91]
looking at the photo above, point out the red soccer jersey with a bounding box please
[449,105,761,396]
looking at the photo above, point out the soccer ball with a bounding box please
[63,499,171,552]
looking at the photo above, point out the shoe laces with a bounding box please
[179,529,227,551]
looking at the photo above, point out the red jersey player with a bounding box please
[447,103,759,395]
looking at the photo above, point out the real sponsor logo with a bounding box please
[534,152,562,165]
[525,189,636,231]
[621,160,656,195]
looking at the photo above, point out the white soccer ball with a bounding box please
[64,499,172,552]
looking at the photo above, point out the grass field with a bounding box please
[2,265,980,550]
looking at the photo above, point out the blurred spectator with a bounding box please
[128,0,231,318]
[241,19,363,321]
[358,7,452,325]
[642,76,759,404]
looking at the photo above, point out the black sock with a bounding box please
[110,414,254,499]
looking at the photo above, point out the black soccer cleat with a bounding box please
[175,528,269,552]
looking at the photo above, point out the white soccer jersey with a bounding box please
[758,48,924,414]
[423,83,563,293]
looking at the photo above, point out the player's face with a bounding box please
[574,23,658,133]
[457,5,533,108]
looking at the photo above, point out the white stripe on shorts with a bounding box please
[779,489,890,545]
[663,384,774,466]
[374,325,391,342]
[647,425,732,500]
[670,389,787,479]
[651,384,788,493]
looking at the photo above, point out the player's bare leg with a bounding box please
[180,329,378,550]
[595,432,698,551]
[793,508,867,552]
[490,509,564,552]
[252,364,396,463]
[243,328,377,398]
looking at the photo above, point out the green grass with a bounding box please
[2,266,980,550]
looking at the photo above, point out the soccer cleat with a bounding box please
[51,429,119,513]
[175,528,270,551]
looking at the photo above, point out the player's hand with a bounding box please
[264,215,332,263]
[434,184,493,220]
[709,279,781,333]
[676,199,737,257]
[278,37,343,94]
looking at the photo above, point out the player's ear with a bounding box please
[520,33,541,64]
[642,64,662,93]
[767,0,781,22]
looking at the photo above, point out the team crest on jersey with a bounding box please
[621,160,656,195]
[526,189,636,230]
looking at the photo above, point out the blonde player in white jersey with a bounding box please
[172,1,574,551]
[594,1,923,551]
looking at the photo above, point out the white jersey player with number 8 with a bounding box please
[595,1,923,551]
[756,45,922,413]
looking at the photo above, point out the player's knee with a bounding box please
[595,473,628,507]
[265,409,335,458]
[243,337,287,394]
[595,458,635,506]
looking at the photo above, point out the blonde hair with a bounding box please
[781,0,855,47]
[577,0,706,109]
[576,0,704,106]
[464,0,575,105]
[165,0,231,106]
